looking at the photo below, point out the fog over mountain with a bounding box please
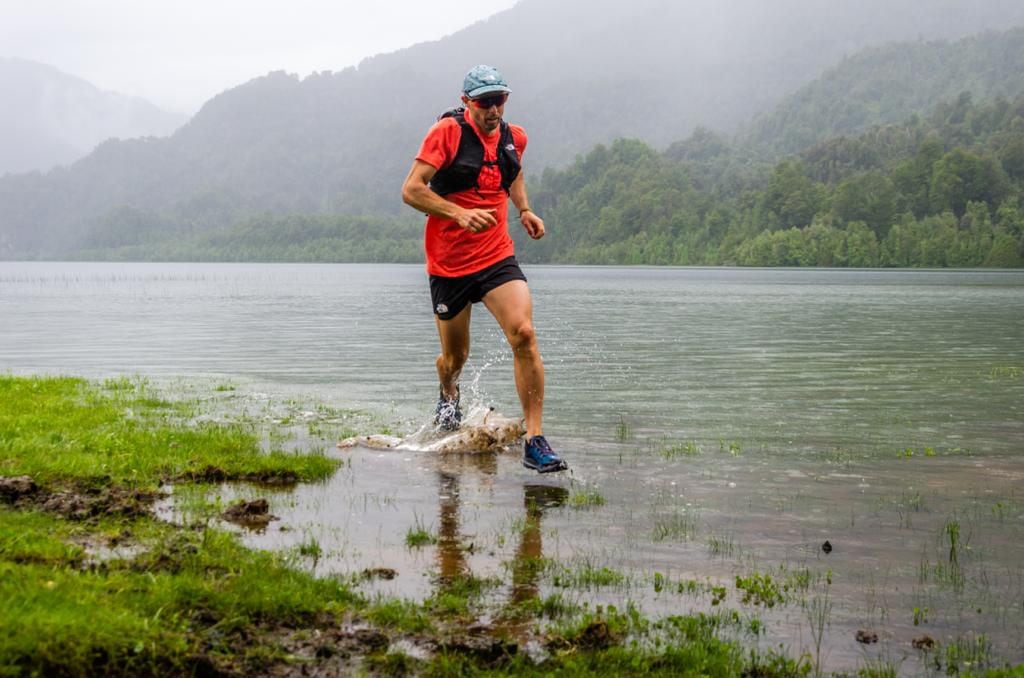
[0,58,186,176]
[327,0,1024,168]
[3,0,1024,258]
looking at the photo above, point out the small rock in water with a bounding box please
[362,567,398,580]
[912,635,936,650]
[221,498,276,528]
[822,540,832,554]
[855,629,878,644]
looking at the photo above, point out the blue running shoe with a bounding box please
[434,386,461,431]
[523,435,568,473]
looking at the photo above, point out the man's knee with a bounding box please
[507,321,537,352]
[439,346,469,370]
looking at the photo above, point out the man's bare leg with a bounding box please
[482,280,544,437]
[435,304,472,400]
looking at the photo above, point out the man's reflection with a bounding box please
[433,460,567,637]
[508,484,568,608]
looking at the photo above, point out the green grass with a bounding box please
[570,489,606,508]
[364,598,433,634]
[0,508,85,565]
[0,375,338,487]
[0,510,359,676]
[551,561,628,590]
[735,571,786,608]
[0,376,353,674]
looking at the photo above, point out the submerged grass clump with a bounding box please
[659,439,701,459]
[614,416,633,442]
[569,488,606,508]
[735,571,786,608]
[707,531,736,557]
[404,512,437,548]
[652,507,700,542]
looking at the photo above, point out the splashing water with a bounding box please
[338,405,525,454]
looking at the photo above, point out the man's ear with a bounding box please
[460,94,470,106]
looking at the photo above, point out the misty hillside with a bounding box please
[512,92,1024,268]
[4,0,1024,258]
[745,28,1024,156]
[0,58,186,176]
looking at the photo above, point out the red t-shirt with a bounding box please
[415,109,527,277]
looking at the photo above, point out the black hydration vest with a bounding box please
[429,108,521,196]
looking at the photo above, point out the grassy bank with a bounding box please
[1,375,1017,676]
[0,376,336,486]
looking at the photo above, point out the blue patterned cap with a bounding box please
[462,65,511,98]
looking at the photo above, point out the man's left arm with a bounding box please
[510,172,544,240]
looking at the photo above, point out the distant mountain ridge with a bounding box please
[745,28,1024,156]
[0,58,186,176]
[4,0,1024,258]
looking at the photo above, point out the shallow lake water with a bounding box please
[3,262,1023,673]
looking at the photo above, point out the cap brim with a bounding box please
[465,84,511,98]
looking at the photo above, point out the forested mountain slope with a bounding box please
[745,28,1024,157]
[518,93,1024,267]
[3,0,1024,258]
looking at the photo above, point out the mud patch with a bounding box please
[438,627,518,667]
[222,498,277,529]
[0,475,38,502]
[548,620,615,652]
[1,475,162,520]
[225,619,394,677]
[131,532,201,574]
[258,619,525,676]
[174,466,299,486]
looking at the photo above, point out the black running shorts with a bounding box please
[429,256,527,320]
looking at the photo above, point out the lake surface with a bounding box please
[3,262,1023,673]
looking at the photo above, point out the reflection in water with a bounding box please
[435,451,498,585]
[437,471,468,583]
[508,484,569,610]
[433,456,568,640]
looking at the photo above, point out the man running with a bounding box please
[400,64,568,474]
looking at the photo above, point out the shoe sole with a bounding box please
[523,459,569,473]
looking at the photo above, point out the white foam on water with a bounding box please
[338,405,525,454]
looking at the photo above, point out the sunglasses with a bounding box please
[470,93,508,109]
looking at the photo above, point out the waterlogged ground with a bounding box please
[153,379,1024,675]
[4,263,1024,674]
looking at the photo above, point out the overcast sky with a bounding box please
[1,0,520,115]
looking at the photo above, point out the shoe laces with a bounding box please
[528,435,556,460]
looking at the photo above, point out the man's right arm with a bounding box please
[401,160,497,233]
